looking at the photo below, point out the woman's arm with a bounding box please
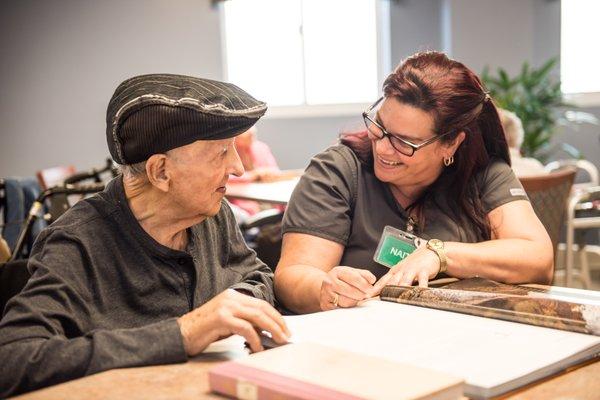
[446,199,553,283]
[274,233,375,314]
[373,200,554,291]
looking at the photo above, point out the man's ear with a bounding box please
[145,154,170,192]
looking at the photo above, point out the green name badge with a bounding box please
[374,226,423,268]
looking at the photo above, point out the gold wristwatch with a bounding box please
[426,239,447,274]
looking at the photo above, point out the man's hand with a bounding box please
[320,266,376,310]
[177,289,290,355]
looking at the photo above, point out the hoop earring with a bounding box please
[443,156,454,167]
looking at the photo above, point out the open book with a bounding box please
[278,299,600,399]
[380,277,600,335]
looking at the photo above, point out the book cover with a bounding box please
[381,277,600,335]
[209,342,464,400]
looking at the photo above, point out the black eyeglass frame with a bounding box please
[362,97,453,157]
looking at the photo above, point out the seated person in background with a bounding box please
[498,108,546,177]
[0,74,289,397]
[229,126,282,218]
[274,51,553,314]
[234,126,280,183]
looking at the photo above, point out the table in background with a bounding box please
[225,177,300,205]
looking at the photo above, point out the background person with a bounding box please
[228,126,282,217]
[498,108,546,177]
[234,126,281,183]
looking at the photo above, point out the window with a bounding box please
[222,0,389,117]
[561,0,600,103]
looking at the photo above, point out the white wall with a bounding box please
[390,0,442,64]
[443,0,535,75]
[531,0,600,170]
[0,0,223,177]
[1,0,598,177]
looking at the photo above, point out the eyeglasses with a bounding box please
[362,97,452,157]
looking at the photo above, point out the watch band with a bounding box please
[426,239,447,274]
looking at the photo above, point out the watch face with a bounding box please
[429,239,443,249]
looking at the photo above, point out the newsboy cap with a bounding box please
[106,74,267,164]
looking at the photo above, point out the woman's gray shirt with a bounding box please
[282,144,529,278]
[0,177,273,397]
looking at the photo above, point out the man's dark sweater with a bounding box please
[0,177,274,397]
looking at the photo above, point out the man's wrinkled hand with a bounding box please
[177,289,290,355]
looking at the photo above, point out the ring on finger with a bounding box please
[331,292,339,307]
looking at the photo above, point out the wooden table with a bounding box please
[13,338,599,400]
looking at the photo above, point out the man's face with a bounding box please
[165,138,244,220]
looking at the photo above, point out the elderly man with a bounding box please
[0,74,289,397]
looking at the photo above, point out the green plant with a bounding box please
[482,58,565,162]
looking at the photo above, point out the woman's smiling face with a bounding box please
[371,97,451,190]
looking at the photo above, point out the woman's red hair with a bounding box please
[341,51,510,240]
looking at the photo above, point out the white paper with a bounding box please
[283,299,600,392]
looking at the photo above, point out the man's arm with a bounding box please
[0,231,187,398]
[0,317,185,397]
[227,239,275,303]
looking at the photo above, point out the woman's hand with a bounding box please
[371,246,441,295]
[320,266,376,311]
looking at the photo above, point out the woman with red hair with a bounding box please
[275,52,553,314]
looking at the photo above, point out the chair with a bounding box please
[239,208,284,271]
[8,183,105,263]
[562,186,600,288]
[544,159,600,288]
[519,168,577,277]
[36,165,76,223]
[36,165,76,191]
[36,159,117,223]
[1,177,44,256]
[544,159,598,189]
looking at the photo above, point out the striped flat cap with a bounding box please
[106,74,267,164]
